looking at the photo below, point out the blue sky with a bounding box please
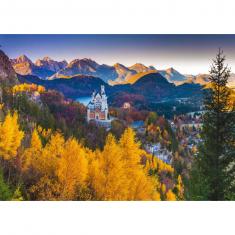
[1,34,235,74]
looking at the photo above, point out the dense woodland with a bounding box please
[0,82,184,200]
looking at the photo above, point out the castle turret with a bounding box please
[101,85,105,96]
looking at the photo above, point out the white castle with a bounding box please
[87,85,109,122]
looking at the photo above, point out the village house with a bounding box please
[122,102,131,109]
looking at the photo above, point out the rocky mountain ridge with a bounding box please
[0,50,18,85]
[10,54,235,87]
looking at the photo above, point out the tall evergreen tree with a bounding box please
[190,49,235,200]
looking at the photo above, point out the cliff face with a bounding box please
[0,50,18,85]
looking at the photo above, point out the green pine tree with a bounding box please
[0,168,12,200]
[190,49,235,200]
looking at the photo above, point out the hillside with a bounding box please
[18,74,110,99]
[132,72,175,100]
[0,49,18,85]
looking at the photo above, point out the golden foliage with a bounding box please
[89,134,128,200]
[166,189,176,201]
[12,83,45,95]
[5,122,179,201]
[176,175,184,200]
[56,138,88,200]
[118,128,160,200]
[0,112,24,160]
[22,129,42,171]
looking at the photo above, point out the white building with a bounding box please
[87,85,109,123]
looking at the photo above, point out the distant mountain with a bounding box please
[128,63,153,73]
[120,70,158,85]
[11,55,35,75]
[35,57,67,73]
[228,73,235,88]
[158,68,187,85]
[111,63,136,83]
[11,55,67,79]
[50,58,118,83]
[110,67,188,85]
[0,50,18,85]
[184,73,235,88]
[49,59,159,85]
[12,54,233,89]
[184,74,209,85]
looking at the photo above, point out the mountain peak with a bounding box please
[42,56,52,61]
[114,62,123,67]
[113,63,128,69]
[15,54,32,64]
[129,63,155,73]
[149,65,157,70]
[166,67,176,73]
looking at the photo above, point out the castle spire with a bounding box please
[101,85,105,95]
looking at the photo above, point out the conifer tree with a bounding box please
[190,49,235,200]
[56,138,88,200]
[89,134,128,200]
[0,112,24,161]
[22,129,42,171]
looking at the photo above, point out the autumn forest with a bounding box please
[0,46,234,201]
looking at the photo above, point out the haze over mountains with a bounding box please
[11,54,229,86]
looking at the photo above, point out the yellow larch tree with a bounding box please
[0,112,24,161]
[56,138,88,200]
[176,175,184,200]
[119,128,160,200]
[22,129,42,171]
[28,132,65,200]
[89,134,128,200]
[37,132,65,175]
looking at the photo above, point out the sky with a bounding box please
[1,34,235,75]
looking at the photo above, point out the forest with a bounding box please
[0,82,184,200]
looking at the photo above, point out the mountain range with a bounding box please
[11,55,68,80]
[12,54,235,88]
[9,54,206,85]
[9,54,235,88]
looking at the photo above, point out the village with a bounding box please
[86,85,203,165]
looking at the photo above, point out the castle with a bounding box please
[87,85,109,123]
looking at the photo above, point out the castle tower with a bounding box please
[87,85,109,122]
